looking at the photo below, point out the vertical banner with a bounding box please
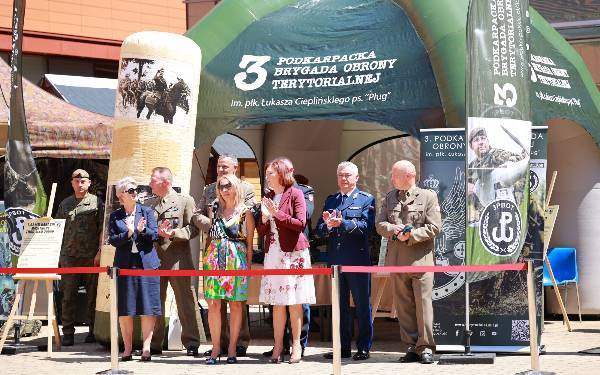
[422,127,546,350]
[465,0,532,282]
[420,129,467,347]
[0,202,14,322]
[2,0,47,335]
[4,0,47,265]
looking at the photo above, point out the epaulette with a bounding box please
[358,191,372,197]
[326,193,339,200]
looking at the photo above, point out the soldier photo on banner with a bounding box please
[466,119,531,266]
[116,58,193,125]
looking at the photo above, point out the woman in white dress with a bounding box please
[258,158,316,364]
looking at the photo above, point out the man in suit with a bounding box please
[148,167,203,356]
[317,161,375,361]
[376,160,441,364]
[195,154,256,357]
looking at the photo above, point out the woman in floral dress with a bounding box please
[257,158,316,364]
[202,174,254,364]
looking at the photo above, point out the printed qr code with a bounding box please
[511,319,530,341]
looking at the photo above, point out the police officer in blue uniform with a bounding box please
[317,161,375,361]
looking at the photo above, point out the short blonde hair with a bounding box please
[115,176,137,195]
[216,174,244,211]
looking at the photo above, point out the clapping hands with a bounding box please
[261,197,278,223]
[322,209,343,228]
[158,219,175,238]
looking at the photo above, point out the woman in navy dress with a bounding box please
[109,177,161,361]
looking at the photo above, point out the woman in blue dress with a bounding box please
[108,176,161,362]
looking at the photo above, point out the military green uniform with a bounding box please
[468,148,526,223]
[56,193,104,337]
[149,190,203,351]
[194,180,256,351]
[376,186,441,355]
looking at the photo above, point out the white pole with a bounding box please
[331,265,342,375]
[109,267,119,371]
[527,260,540,370]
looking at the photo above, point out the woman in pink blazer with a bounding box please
[257,158,316,364]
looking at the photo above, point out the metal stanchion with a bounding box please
[331,265,342,375]
[97,267,131,375]
[515,260,554,375]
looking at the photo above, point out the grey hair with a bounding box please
[115,176,137,195]
[218,153,239,166]
[337,161,359,176]
[151,166,173,183]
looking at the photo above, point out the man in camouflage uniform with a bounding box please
[56,169,104,346]
[148,167,203,356]
[194,154,256,357]
[467,127,528,223]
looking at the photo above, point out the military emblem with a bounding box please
[480,199,522,257]
[6,207,39,256]
[432,168,466,300]
[529,170,539,192]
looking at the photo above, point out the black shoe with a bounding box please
[140,354,152,362]
[236,345,247,357]
[204,348,226,357]
[323,349,351,359]
[226,356,237,364]
[420,352,434,364]
[62,334,74,346]
[352,350,370,361]
[135,348,162,356]
[120,354,133,361]
[399,351,421,363]
[187,346,198,356]
[263,347,291,357]
[301,347,305,358]
[84,333,96,343]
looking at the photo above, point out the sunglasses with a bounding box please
[125,187,137,195]
[218,182,232,191]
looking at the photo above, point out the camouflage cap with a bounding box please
[71,169,90,179]
[469,127,487,143]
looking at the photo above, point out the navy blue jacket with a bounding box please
[109,204,160,270]
[316,189,375,266]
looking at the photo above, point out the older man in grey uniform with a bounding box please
[195,154,256,357]
[376,160,441,364]
[148,167,203,356]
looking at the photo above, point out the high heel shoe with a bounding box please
[205,355,221,365]
[288,355,302,364]
[226,356,237,364]
[140,351,152,362]
[120,354,133,361]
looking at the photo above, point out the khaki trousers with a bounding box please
[391,272,435,354]
[151,275,202,350]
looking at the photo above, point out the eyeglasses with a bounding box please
[218,183,232,191]
[125,187,137,195]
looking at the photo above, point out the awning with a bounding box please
[42,74,117,117]
[0,58,112,159]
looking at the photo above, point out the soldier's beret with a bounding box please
[469,127,487,143]
[71,169,90,179]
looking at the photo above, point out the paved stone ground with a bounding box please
[2,319,600,375]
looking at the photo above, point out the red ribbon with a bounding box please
[341,263,528,274]
[0,263,528,276]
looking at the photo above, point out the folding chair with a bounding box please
[543,247,582,322]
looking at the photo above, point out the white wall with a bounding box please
[545,119,600,315]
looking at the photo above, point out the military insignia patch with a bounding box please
[479,199,522,257]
